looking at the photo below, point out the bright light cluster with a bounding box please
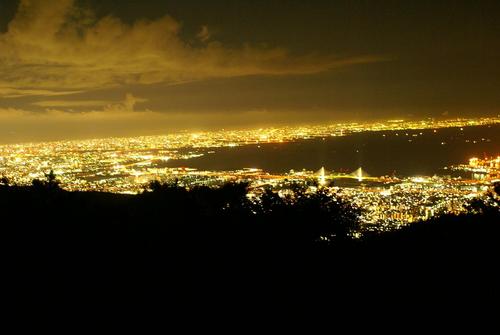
[0,116,498,228]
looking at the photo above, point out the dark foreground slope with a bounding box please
[1,182,499,307]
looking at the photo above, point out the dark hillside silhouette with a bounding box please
[2,177,499,306]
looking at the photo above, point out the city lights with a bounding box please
[1,116,498,231]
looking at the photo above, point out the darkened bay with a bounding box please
[166,125,500,177]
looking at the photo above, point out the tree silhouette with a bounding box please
[2,172,498,306]
[494,182,500,197]
[31,170,61,191]
[465,181,500,215]
[146,179,182,193]
[255,185,361,244]
[45,170,60,189]
[0,176,9,186]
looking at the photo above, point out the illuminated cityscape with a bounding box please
[1,116,498,230]
[2,0,500,301]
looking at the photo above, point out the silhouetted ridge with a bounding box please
[1,178,498,306]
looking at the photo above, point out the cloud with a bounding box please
[31,93,147,108]
[0,87,83,98]
[2,93,146,116]
[0,102,332,144]
[0,0,386,97]
[197,25,211,43]
[102,93,148,113]
[0,92,201,143]
[31,100,110,107]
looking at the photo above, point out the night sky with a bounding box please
[0,0,499,142]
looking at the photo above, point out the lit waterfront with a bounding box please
[0,116,499,228]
